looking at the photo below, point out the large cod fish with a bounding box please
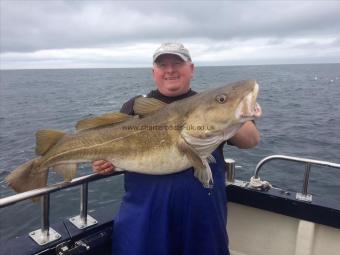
[6,80,261,193]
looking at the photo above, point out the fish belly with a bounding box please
[112,145,191,175]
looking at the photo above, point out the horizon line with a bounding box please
[1,62,340,71]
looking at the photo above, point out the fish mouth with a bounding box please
[240,102,261,118]
[236,83,262,120]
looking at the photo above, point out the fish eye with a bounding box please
[216,94,228,104]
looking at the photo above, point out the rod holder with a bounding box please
[225,158,235,184]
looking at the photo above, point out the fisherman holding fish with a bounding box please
[6,42,261,254]
[93,43,261,255]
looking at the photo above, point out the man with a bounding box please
[93,43,260,255]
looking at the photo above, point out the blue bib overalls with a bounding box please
[112,147,229,255]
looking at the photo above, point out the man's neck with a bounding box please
[148,89,197,104]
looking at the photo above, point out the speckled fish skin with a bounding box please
[6,80,260,194]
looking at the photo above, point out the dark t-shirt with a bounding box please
[120,88,197,115]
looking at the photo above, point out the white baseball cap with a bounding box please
[153,42,191,63]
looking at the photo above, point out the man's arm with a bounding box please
[228,121,260,149]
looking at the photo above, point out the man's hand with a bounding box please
[92,160,115,175]
[228,121,260,149]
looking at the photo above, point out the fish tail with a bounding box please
[5,157,48,194]
[5,128,66,197]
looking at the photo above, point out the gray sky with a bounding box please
[1,0,340,69]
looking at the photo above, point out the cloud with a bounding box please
[1,1,340,69]
[1,43,159,69]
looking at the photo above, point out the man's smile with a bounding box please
[165,76,180,80]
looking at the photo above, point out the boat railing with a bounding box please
[0,171,123,246]
[250,155,340,202]
[1,155,339,245]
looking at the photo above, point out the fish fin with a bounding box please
[76,112,131,132]
[36,129,66,156]
[133,97,167,116]
[181,129,224,157]
[207,154,216,164]
[53,163,78,181]
[194,161,213,189]
[178,139,213,188]
[5,157,48,197]
[178,139,205,169]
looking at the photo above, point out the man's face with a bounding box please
[152,54,194,97]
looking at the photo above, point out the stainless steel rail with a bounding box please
[0,159,239,245]
[0,171,123,245]
[3,154,339,245]
[253,155,340,202]
[0,172,123,208]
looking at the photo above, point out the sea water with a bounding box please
[1,64,339,240]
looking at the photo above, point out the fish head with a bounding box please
[184,80,261,138]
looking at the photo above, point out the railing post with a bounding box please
[253,155,328,203]
[303,163,311,195]
[80,182,88,225]
[0,172,123,245]
[296,163,312,202]
[69,182,97,229]
[29,194,61,245]
[41,194,50,235]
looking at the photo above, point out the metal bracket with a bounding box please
[226,179,248,188]
[69,215,97,229]
[29,227,61,246]
[296,192,312,202]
